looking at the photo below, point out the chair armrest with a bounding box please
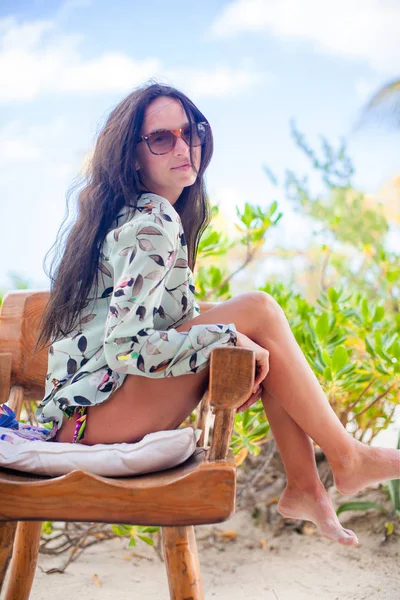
[208,346,255,461]
[0,353,25,418]
[0,353,12,405]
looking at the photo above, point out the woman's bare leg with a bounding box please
[179,294,399,498]
[246,297,400,496]
[262,390,359,545]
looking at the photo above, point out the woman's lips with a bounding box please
[172,164,191,170]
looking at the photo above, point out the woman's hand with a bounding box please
[235,331,270,411]
[235,384,263,413]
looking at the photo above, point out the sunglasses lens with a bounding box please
[183,123,206,146]
[149,131,175,154]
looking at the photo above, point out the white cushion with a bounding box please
[0,426,202,477]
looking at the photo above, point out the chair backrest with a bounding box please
[0,290,49,397]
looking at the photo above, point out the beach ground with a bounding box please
[26,484,400,600]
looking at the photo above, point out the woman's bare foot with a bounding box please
[277,482,359,546]
[332,442,400,496]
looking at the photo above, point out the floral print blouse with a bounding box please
[36,193,238,439]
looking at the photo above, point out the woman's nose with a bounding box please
[174,134,189,155]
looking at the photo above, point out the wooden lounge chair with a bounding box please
[0,290,255,600]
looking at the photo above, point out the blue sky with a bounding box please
[1,0,400,289]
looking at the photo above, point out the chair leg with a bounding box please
[0,522,18,594]
[162,526,204,600]
[3,522,42,600]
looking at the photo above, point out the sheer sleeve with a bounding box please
[103,217,238,378]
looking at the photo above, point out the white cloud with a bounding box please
[164,62,266,99]
[57,0,93,22]
[0,15,160,102]
[210,0,400,75]
[0,137,42,161]
[57,53,161,93]
[0,118,67,162]
[0,3,266,103]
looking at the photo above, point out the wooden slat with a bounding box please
[0,523,17,594]
[195,390,211,448]
[208,346,255,461]
[0,450,236,526]
[0,291,49,393]
[7,386,25,419]
[0,353,12,405]
[2,522,41,600]
[162,526,204,600]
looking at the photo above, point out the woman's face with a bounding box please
[135,96,202,204]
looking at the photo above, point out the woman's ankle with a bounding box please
[283,476,325,497]
[327,439,369,486]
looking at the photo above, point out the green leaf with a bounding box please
[328,287,339,303]
[372,306,384,323]
[249,422,270,439]
[316,312,329,340]
[387,479,400,515]
[138,535,155,546]
[336,363,356,378]
[387,433,400,514]
[269,200,278,216]
[317,348,328,367]
[336,501,387,516]
[365,337,375,357]
[387,269,400,282]
[374,331,383,350]
[140,526,160,534]
[308,357,325,374]
[128,536,137,547]
[332,345,349,373]
[361,298,370,322]
[42,521,53,535]
[354,374,374,383]
[376,364,390,375]
[321,350,332,367]
[112,524,132,536]
[242,407,252,429]
[393,342,400,360]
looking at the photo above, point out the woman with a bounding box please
[35,81,399,547]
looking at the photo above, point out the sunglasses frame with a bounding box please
[137,121,208,155]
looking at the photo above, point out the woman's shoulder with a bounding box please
[104,193,181,251]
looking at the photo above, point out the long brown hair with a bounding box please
[34,80,214,353]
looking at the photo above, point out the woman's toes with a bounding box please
[343,527,359,543]
[337,528,359,546]
[318,518,359,546]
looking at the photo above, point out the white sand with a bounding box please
[28,502,400,600]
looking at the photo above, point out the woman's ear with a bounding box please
[135,161,140,171]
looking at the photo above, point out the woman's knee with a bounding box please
[230,291,284,339]
[178,290,284,342]
[240,291,284,320]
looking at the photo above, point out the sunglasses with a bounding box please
[137,121,208,155]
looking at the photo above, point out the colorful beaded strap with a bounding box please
[72,407,87,443]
